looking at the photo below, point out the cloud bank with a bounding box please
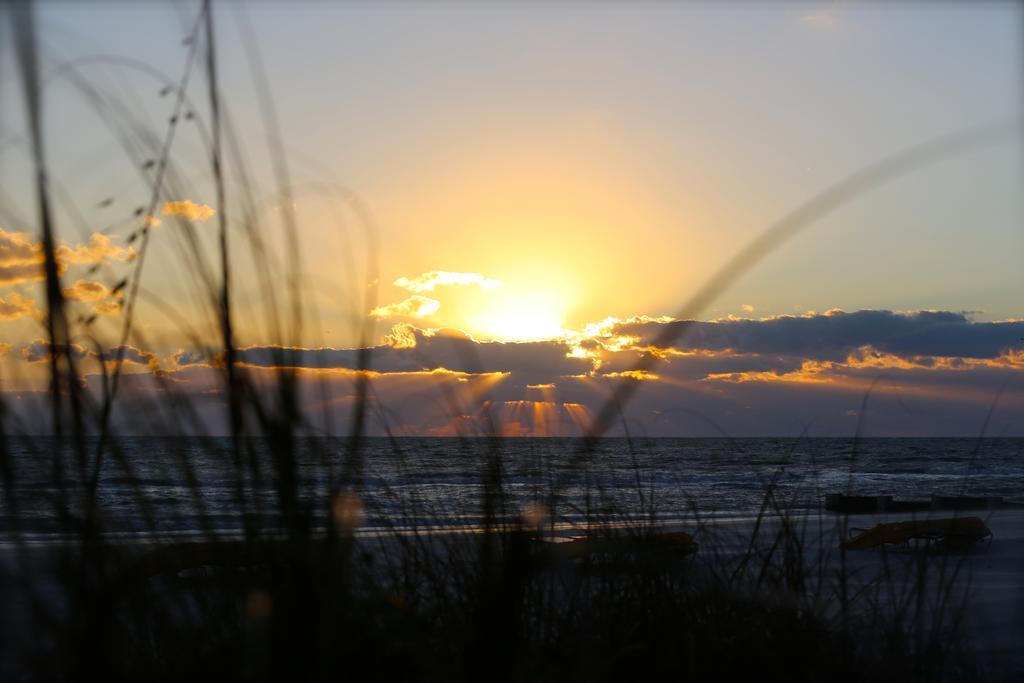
[6,310,1024,437]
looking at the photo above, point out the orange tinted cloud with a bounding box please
[370,295,441,319]
[0,292,36,320]
[55,232,136,265]
[62,279,124,316]
[0,229,37,263]
[704,364,832,384]
[0,229,49,285]
[93,299,123,316]
[62,279,112,302]
[382,322,425,348]
[0,229,135,286]
[162,199,216,222]
[705,346,1024,386]
[603,370,660,381]
[393,271,501,293]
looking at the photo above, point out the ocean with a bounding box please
[2,437,1023,539]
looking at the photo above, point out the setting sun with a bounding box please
[471,289,567,341]
[1,2,1021,679]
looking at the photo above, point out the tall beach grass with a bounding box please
[0,2,1016,680]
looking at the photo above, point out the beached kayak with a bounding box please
[841,517,992,551]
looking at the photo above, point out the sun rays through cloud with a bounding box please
[0,1,1019,441]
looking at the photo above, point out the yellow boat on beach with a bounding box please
[841,516,992,552]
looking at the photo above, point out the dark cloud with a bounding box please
[172,350,208,367]
[597,349,806,381]
[610,310,1024,360]
[172,312,1024,389]
[9,311,1024,437]
[20,339,88,363]
[18,340,155,367]
[105,345,157,367]
[228,328,590,379]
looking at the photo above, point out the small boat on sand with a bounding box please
[841,516,992,552]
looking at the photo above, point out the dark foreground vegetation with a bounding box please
[3,511,983,682]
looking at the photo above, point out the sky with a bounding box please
[0,1,1022,436]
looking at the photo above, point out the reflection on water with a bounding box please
[2,437,1022,537]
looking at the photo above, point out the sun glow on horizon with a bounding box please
[473,309,565,342]
[470,287,568,341]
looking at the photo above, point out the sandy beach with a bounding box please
[3,507,1021,678]
[688,510,1024,676]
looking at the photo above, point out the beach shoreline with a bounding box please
[3,507,1022,677]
